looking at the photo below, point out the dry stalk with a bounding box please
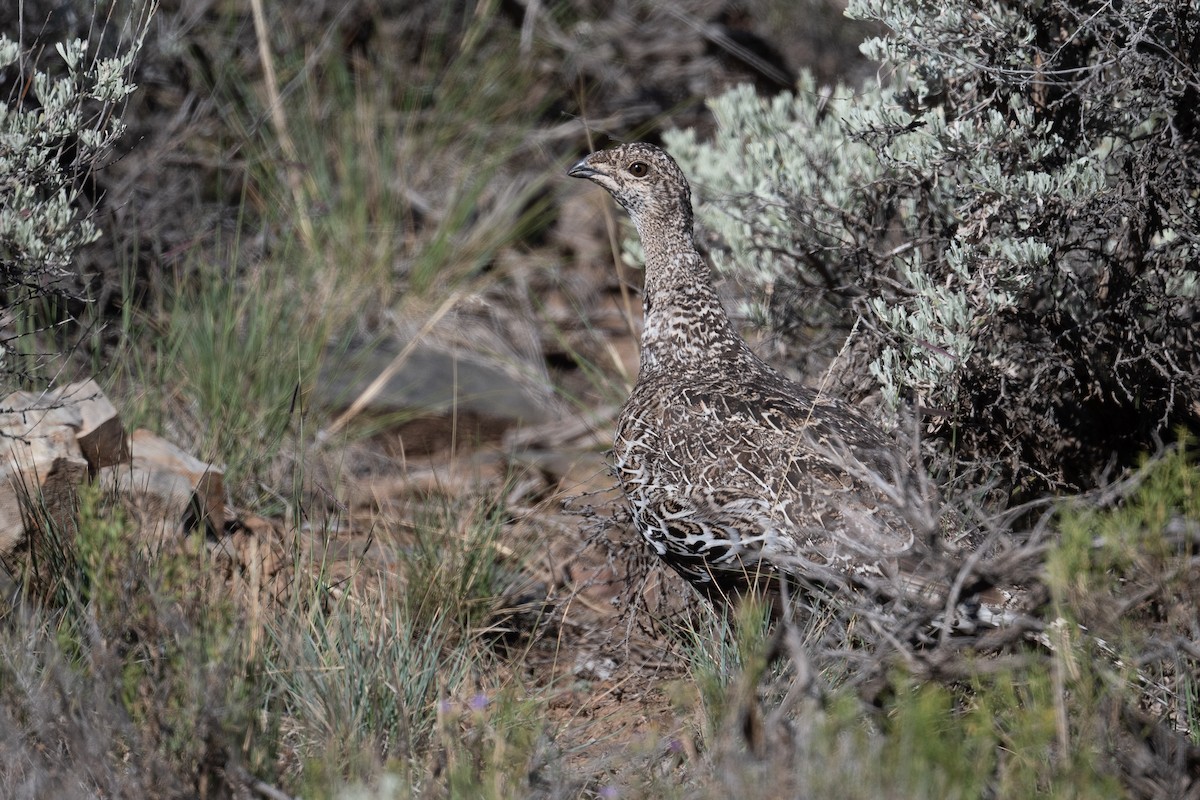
[249,0,314,249]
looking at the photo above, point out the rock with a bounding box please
[318,333,561,452]
[1,380,234,561]
[0,386,110,561]
[322,338,554,423]
[1,391,83,430]
[97,429,225,539]
[0,379,129,544]
[0,423,88,555]
[2,379,129,470]
[56,379,129,470]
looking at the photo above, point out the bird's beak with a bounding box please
[567,158,598,179]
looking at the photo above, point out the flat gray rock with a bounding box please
[318,336,559,428]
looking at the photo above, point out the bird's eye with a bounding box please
[628,161,649,177]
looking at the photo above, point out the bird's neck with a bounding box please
[635,222,754,376]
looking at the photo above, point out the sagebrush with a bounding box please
[666,0,1200,496]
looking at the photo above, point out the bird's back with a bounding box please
[614,355,920,606]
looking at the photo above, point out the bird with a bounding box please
[567,142,941,617]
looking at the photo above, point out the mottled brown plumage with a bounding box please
[569,143,926,609]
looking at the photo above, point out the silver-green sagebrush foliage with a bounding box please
[667,0,1200,495]
[0,9,152,386]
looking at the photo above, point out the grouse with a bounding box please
[568,142,929,612]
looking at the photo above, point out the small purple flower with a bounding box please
[438,698,454,715]
[468,693,489,712]
[598,786,619,799]
[667,738,683,753]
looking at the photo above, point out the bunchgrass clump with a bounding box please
[1,483,274,796]
[399,491,529,638]
[1,476,544,797]
[264,576,473,791]
[678,597,774,740]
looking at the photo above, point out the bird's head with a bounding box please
[567,142,693,236]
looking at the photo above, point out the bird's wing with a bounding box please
[615,375,922,591]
